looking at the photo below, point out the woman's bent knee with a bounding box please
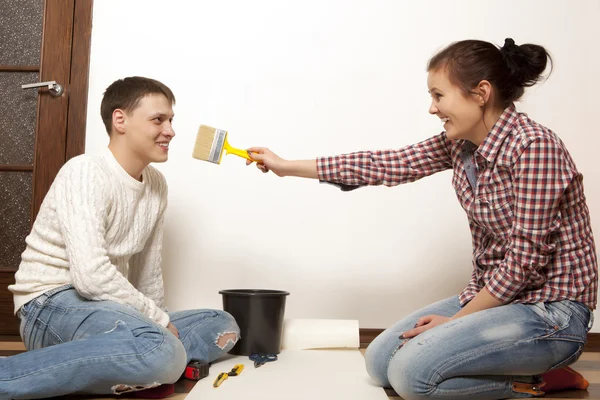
[388,349,436,400]
[364,335,397,387]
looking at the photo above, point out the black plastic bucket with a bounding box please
[219,289,290,356]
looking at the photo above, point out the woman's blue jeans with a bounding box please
[0,285,240,399]
[365,295,592,399]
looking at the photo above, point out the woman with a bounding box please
[247,38,597,399]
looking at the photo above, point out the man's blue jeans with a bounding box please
[365,295,592,399]
[0,285,240,399]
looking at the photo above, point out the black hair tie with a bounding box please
[502,38,518,54]
[501,38,521,82]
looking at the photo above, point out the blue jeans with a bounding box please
[0,285,240,399]
[365,295,592,399]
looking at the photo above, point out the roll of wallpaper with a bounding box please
[281,318,360,350]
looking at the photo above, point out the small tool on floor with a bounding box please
[249,353,278,368]
[184,360,210,381]
[213,364,244,388]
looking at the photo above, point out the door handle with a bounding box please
[21,81,64,97]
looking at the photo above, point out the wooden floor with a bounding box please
[2,342,600,399]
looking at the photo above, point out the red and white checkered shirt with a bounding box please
[317,106,598,309]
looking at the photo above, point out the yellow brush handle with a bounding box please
[223,138,253,162]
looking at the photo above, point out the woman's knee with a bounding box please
[364,333,400,387]
[387,348,436,399]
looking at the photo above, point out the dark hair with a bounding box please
[427,38,552,107]
[100,76,176,135]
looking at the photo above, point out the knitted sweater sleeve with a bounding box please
[53,160,170,326]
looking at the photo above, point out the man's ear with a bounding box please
[112,109,127,135]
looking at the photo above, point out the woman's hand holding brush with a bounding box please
[246,147,318,179]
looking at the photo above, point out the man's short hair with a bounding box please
[100,76,176,135]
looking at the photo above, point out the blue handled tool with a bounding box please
[249,353,278,368]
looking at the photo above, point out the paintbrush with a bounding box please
[192,125,253,164]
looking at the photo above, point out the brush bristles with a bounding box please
[192,125,226,164]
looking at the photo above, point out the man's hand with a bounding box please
[402,315,452,339]
[167,322,179,338]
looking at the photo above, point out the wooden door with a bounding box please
[0,0,93,337]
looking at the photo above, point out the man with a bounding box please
[2,77,239,399]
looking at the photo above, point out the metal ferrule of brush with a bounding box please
[209,129,227,164]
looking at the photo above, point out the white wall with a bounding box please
[86,0,600,330]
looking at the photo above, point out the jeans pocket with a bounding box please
[560,301,592,332]
[21,286,73,349]
[529,303,571,331]
[544,303,573,330]
[20,300,39,349]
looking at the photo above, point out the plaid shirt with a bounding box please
[317,107,598,309]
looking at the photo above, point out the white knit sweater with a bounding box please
[9,148,170,327]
